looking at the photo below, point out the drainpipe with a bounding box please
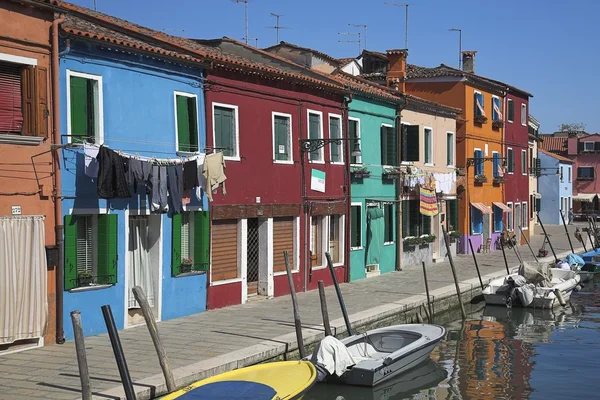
[395,97,408,271]
[343,94,352,283]
[52,13,66,344]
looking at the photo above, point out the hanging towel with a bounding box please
[195,153,206,201]
[84,143,99,178]
[183,160,198,191]
[167,164,183,214]
[96,146,132,199]
[151,165,168,213]
[129,159,152,193]
[203,152,227,202]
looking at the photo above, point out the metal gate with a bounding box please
[246,218,260,296]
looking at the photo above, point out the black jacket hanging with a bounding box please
[97,146,132,199]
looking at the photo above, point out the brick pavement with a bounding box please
[0,224,589,399]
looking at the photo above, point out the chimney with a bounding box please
[386,49,408,92]
[462,50,477,73]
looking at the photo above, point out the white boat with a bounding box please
[310,324,446,387]
[482,267,580,309]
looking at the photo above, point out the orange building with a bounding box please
[406,52,512,254]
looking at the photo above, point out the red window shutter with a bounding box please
[21,65,36,136]
[0,62,23,134]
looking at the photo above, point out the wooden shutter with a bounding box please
[36,67,49,138]
[194,211,210,271]
[274,115,289,161]
[350,206,361,248]
[215,106,234,157]
[21,65,36,136]
[535,158,541,177]
[349,119,358,164]
[172,213,182,276]
[473,92,478,117]
[211,219,238,281]
[380,126,397,166]
[273,217,294,273]
[70,76,89,142]
[406,125,419,162]
[64,215,78,290]
[176,95,190,152]
[308,113,320,161]
[508,100,514,121]
[329,117,341,162]
[409,200,419,236]
[0,63,23,133]
[424,129,431,163]
[187,97,199,152]
[97,214,118,285]
[311,217,323,267]
[384,204,393,243]
[380,125,388,165]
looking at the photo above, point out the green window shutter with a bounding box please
[424,130,431,163]
[70,76,89,143]
[97,214,118,285]
[388,126,398,166]
[384,204,394,242]
[64,215,78,290]
[176,95,191,152]
[329,117,341,162]
[187,97,199,152]
[406,125,419,162]
[308,113,321,161]
[380,125,389,165]
[349,120,358,164]
[194,211,210,271]
[410,200,420,236]
[172,213,182,276]
[402,201,408,237]
[351,206,361,248]
[274,115,289,161]
[215,106,234,157]
[421,215,431,235]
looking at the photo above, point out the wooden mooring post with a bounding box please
[499,235,511,275]
[326,252,353,335]
[537,212,559,262]
[317,280,332,336]
[70,310,92,400]
[560,211,575,254]
[442,226,466,319]
[284,250,306,358]
[421,261,433,323]
[132,286,176,393]
[519,226,539,262]
[467,239,484,290]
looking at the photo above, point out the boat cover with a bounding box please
[565,254,585,270]
[311,336,357,377]
[518,262,552,287]
[173,381,277,399]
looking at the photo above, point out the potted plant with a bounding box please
[181,257,193,273]
[474,174,487,184]
[403,236,420,250]
[382,167,400,180]
[493,175,505,184]
[351,165,370,178]
[419,234,436,248]
[77,271,94,286]
[448,230,461,243]
[492,120,504,129]
[474,114,488,124]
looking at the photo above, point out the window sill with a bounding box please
[312,263,344,271]
[69,284,113,293]
[176,151,200,157]
[308,160,325,165]
[174,270,206,278]
[330,161,345,166]
[470,232,482,236]
[273,160,294,165]
[384,242,394,246]
[0,135,45,146]
[351,246,363,251]
[211,277,242,286]
[424,163,434,167]
[273,269,300,277]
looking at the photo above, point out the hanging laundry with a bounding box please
[96,146,132,199]
[420,185,438,216]
[167,164,183,214]
[203,152,227,202]
[151,165,168,213]
[183,160,198,191]
[84,143,99,178]
[195,153,206,201]
[182,189,191,206]
[129,159,152,193]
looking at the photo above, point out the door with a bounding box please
[246,218,260,297]
[127,215,161,326]
[514,204,522,243]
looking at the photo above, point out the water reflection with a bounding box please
[307,279,599,400]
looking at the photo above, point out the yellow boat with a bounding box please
[161,360,317,400]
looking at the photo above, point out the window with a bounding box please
[64,214,118,290]
[307,110,323,162]
[474,149,484,176]
[560,166,564,182]
[272,112,292,163]
[474,91,485,117]
[520,103,527,125]
[471,205,483,235]
[351,205,362,249]
[273,217,296,273]
[349,117,361,164]
[507,148,514,173]
[384,204,394,244]
[529,150,534,176]
[172,211,210,275]
[68,70,103,144]
[492,96,502,121]
[329,114,343,163]
[381,124,398,166]
[401,124,419,162]
[310,216,324,267]
[446,199,458,232]
[492,152,500,177]
[521,150,527,175]
[0,59,48,137]
[424,127,433,165]
[213,103,239,159]
[584,141,594,152]
[530,194,535,219]
[446,132,454,166]
[568,166,571,183]
[522,202,528,229]
[577,167,594,180]
[506,202,514,231]
[174,92,199,153]
[507,99,514,122]
[329,215,343,264]
[402,200,430,237]
[493,205,503,233]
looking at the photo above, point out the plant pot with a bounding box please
[404,244,416,252]
[474,115,488,124]
[474,176,488,184]
[78,275,94,286]
[493,176,504,184]
[492,120,504,129]
[181,263,193,273]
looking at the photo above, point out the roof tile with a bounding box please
[539,137,568,154]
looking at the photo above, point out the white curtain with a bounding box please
[0,216,48,345]
[128,217,154,308]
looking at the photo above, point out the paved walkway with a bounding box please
[0,224,589,399]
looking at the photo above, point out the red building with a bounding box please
[198,39,350,309]
[503,89,533,244]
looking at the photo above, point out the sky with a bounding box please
[69,0,600,133]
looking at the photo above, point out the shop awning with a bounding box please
[493,202,512,213]
[573,193,598,202]
[471,202,492,214]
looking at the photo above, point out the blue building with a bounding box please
[537,149,573,225]
[59,14,209,339]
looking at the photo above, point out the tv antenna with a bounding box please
[385,2,410,49]
[338,31,361,53]
[247,37,259,48]
[348,24,367,50]
[266,12,291,44]
[93,0,97,10]
[233,0,250,45]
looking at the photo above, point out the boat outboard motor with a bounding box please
[504,275,527,308]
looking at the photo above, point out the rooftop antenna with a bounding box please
[348,24,367,50]
[338,31,361,54]
[448,28,462,69]
[233,0,249,45]
[266,12,291,44]
[385,2,409,49]
[247,37,259,48]
[93,0,96,10]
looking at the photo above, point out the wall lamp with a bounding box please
[299,138,361,157]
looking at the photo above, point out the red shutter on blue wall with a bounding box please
[0,62,23,134]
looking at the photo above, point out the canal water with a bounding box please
[305,278,600,400]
